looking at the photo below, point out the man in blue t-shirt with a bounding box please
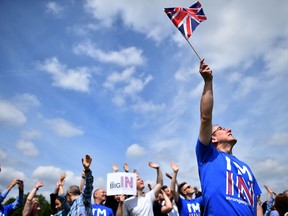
[92,188,114,216]
[170,162,202,216]
[196,59,262,216]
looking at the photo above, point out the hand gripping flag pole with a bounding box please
[164,1,207,60]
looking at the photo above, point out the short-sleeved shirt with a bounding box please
[124,191,156,216]
[196,138,261,216]
[176,196,203,216]
[92,204,114,216]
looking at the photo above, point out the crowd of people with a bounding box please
[1,60,288,216]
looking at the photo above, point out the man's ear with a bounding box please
[212,136,218,144]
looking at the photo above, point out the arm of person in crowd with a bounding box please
[115,194,125,216]
[80,170,85,193]
[165,172,179,187]
[112,164,119,173]
[58,173,66,195]
[0,178,19,203]
[22,181,44,216]
[199,59,214,145]
[160,189,173,214]
[11,180,24,210]
[263,185,276,216]
[170,161,180,203]
[51,172,67,211]
[123,163,129,173]
[58,182,71,215]
[257,202,264,216]
[82,154,94,206]
[147,183,152,191]
[148,162,163,197]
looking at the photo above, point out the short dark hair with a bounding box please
[178,182,187,196]
[161,185,168,191]
[67,185,80,196]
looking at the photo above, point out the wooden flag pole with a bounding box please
[185,37,201,61]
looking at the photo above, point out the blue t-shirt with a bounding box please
[92,203,114,216]
[196,138,261,216]
[176,196,203,216]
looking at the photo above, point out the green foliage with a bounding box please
[4,193,53,216]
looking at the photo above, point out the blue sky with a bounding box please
[1,0,288,201]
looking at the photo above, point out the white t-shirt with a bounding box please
[124,191,156,216]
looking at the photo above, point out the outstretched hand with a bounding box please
[82,154,92,171]
[112,164,118,172]
[171,161,179,172]
[35,181,44,189]
[123,163,129,172]
[148,162,159,169]
[199,59,213,81]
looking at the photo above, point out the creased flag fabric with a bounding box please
[164,1,207,39]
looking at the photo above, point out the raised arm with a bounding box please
[80,170,85,193]
[123,163,129,173]
[199,59,213,145]
[160,189,173,214]
[1,179,23,206]
[11,180,24,210]
[112,164,119,172]
[115,194,126,216]
[170,162,180,202]
[148,162,163,197]
[22,181,43,216]
[81,154,94,206]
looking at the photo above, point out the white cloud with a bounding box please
[21,129,42,140]
[267,132,288,146]
[73,41,145,67]
[84,0,170,41]
[12,93,41,112]
[32,166,82,195]
[0,166,26,183]
[38,57,91,92]
[103,67,154,108]
[126,143,147,158]
[103,67,135,91]
[46,2,64,17]
[67,23,99,36]
[263,43,288,79]
[16,140,39,156]
[0,100,26,126]
[232,76,257,99]
[0,147,7,160]
[131,100,165,113]
[45,118,84,137]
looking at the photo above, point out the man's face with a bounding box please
[94,189,107,203]
[66,191,72,204]
[136,176,145,190]
[181,184,195,196]
[212,125,237,145]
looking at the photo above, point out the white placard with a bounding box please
[106,172,137,196]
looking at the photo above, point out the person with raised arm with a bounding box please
[196,59,262,215]
[22,181,43,216]
[64,154,94,216]
[0,178,24,215]
[119,162,163,216]
[169,162,202,216]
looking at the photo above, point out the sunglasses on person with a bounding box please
[184,185,191,191]
[211,126,225,136]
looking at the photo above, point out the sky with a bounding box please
[1,0,288,202]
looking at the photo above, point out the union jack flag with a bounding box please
[164,1,207,39]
